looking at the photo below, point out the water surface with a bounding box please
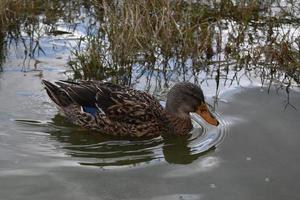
[1,67,300,200]
[1,1,300,199]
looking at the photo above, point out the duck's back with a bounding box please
[43,80,169,137]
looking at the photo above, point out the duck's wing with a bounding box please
[95,83,164,124]
[54,80,99,107]
[51,80,164,124]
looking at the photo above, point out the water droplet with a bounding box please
[246,157,252,161]
[264,177,270,182]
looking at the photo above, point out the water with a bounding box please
[2,71,226,168]
[1,1,300,199]
[1,61,300,200]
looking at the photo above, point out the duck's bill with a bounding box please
[196,102,219,126]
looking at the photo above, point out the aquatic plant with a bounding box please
[0,0,299,91]
[69,0,300,91]
[0,0,92,69]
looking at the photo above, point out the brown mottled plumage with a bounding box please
[43,80,219,138]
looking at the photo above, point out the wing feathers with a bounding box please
[45,80,163,125]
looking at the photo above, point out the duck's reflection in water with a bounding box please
[46,114,217,167]
[162,134,215,164]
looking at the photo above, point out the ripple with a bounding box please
[164,156,221,178]
[14,113,228,168]
[149,194,202,200]
[189,112,227,152]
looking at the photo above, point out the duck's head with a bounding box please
[166,82,219,126]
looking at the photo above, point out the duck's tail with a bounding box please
[42,80,73,107]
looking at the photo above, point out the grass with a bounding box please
[0,0,299,90]
[0,0,92,63]
[67,0,300,90]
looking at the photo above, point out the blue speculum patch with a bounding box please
[82,106,98,116]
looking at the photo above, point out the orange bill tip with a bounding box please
[196,103,219,126]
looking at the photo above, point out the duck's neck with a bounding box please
[164,111,193,135]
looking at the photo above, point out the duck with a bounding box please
[42,80,219,138]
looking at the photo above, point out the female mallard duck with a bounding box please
[43,80,219,138]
